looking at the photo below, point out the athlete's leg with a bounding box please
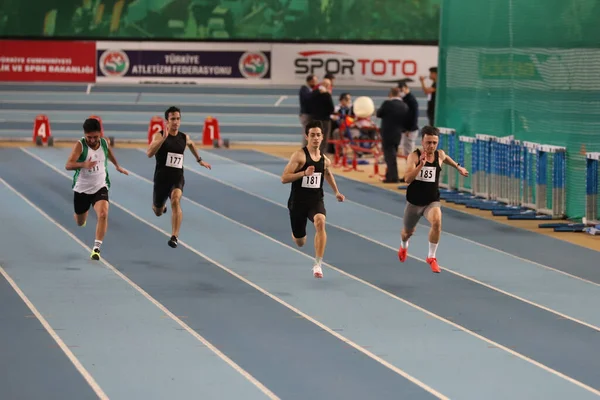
[423,202,442,273]
[398,202,422,262]
[88,188,110,260]
[289,203,308,247]
[168,188,183,248]
[152,181,169,216]
[313,213,326,263]
[73,191,90,227]
[311,213,326,278]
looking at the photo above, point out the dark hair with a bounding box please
[429,67,438,73]
[305,120,323,135]
[306,74,316,82]
[339,92,350,101]
[165,106,181,120]
[324,73,335,80]
[83,118,101,134]
[421,125,439,137]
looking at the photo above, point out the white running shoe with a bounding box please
[312,264,323,279]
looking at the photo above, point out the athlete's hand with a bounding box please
[458,166,469,177]
[304,166,315,176]
[419,153,427,166]
[199,160,212,170]
[335,192,345,202]
[116,166,129,175]
[82,160,97,169]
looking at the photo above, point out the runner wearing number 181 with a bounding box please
[398,126,469,273]
[281,120,345,279]
[147,106,212,248]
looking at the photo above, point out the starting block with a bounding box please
[148,115,166,144]
[33,114,54,146]
[213,138,230,148]
[88,115,115,147]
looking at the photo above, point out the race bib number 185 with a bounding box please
[302,172,322,188]
[166,152,183,169]
[417,166,437,182]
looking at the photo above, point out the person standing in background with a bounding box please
[299,74,318,145]
[309,78,335,154]
[376,87,410,183]
[420,67,437,126]
[398,80,420,157]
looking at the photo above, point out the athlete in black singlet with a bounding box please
[398,126,469,273]
[281,120,345,279]
[147,106,212,248]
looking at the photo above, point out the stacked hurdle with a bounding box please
[584,152,600,235]
[440,133,569,222]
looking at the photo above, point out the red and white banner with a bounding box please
[0,40,96,83]
[271,44,438,86]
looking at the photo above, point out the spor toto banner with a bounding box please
[271,44,438,86]
[0,40,96,83]
[96,42,271,84]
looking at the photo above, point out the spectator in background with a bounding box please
[299,74,318,145]
[398,80,419,157]
[324,73,336,91]
[420,67,437,126]
[309,78,335,154]
[376,87,410,183]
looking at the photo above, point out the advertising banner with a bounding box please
[271,44,439,86]
[96,42,271,84]
[0,40,96,83]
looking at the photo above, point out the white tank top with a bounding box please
[72,137,110,194]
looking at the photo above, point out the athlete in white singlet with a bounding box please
[65,118,129,260]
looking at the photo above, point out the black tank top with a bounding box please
[289,147,325,204]
[406,149,442,206]
[154,131,187,181]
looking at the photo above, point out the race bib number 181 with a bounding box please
[417,166,437,182]
[302,172,322,188]
[166,152,183,169]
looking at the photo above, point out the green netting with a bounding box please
[436,0,600,218]
[0,0,440,41]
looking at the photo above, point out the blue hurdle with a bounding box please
[584,152,600,235]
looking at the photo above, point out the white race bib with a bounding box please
[416,166,437,183]
[166,152,183,169]
[301,172,322,189]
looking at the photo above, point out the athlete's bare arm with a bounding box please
[106,144,129,175]
[323,156,345,201]
[439,149,469,176]
[281,150,308,184]
[146,130,168,158]
[185,134,211,169]
[65,141,94,171]
[404,151,426,184]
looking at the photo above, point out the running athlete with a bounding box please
[146,106,212,248]
[65,118,129,260]
[281,120,345,278]
[398,126,469,273]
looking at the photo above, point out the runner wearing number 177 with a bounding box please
[281,120,345,279]
[147,106,212,248]
[398,126,469,273]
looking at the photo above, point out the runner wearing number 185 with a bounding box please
[147,106,212,248]
[398,126,469,273]
[281,120,345,279]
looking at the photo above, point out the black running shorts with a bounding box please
[153,175,185,209]
[288,198,326,239]
[73,186,109,215]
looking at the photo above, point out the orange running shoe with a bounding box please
[426,257,441,273]
[398,247,407,262]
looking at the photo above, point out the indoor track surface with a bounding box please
[1,146,599,400]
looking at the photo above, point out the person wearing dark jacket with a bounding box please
[398,82,420,157]
[309,78,335,154]
[376,87,410,183]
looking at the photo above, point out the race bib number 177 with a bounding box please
[166,152,183,169]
